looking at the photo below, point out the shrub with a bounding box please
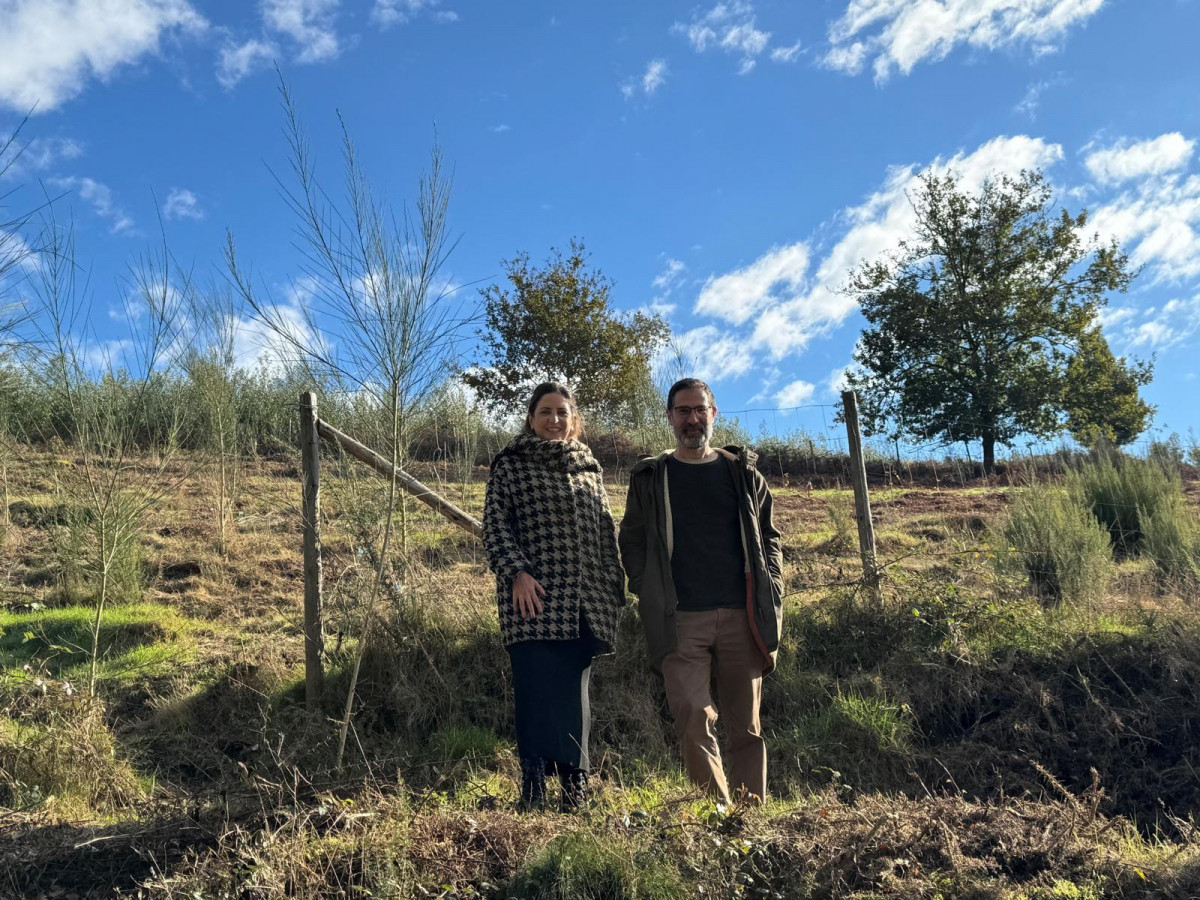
[505,830,681,900]
[1070,454,1182,557]
[822,497,856,553]
[53,498,143,607]
[0,688,142,813]
[1142,493,1200,593]
[999,488,1112,603]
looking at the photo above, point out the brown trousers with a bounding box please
[661,607,766,803]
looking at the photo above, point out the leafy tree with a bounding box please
[1063,327,1154,447]
[463,239,669,420]
[845,169,1135,471]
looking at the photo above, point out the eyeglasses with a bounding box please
[671,405,712,418]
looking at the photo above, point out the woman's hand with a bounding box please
[512,571,546,620]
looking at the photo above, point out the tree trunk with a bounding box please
[982,432,996,475]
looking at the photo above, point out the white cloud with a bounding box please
[0,229,38,275]
[0,133,84,179]
[221,0,355,87]
[825,365,853,396]
[687,134,1064,371]
[230,275,330,373]
[695,243,810,327]
[622,59,669,100]
[1014,74,1066,119]
[1108,294,1200,352]
[644,258,687,319]
[653,258,687,293]
[672,325,754,382]
[825,0,1106,81]
[1086,134,1200,281]
[262,0,340,62]
[672,1,773,74]
[83,337,136,373]
[1084,133,1195,185]
[372,0,458,29]
[489,123,511,133]
[51,176,134,234]
[770,40,802,63]
[641,300,677,318]
[216,37,276,88]
[163,187,203,220]
[775,379,815,407]
[1095,305,1136,330]
[0,0,206,113]
[643,59,669,94]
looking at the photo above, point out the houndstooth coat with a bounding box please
[482,433,626,653]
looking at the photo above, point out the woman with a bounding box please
[482,382,625,810]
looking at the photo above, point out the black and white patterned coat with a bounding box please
[482,433,625,652]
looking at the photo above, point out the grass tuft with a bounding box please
[1142,492,1200,594]
[999,487,1114,603]
[505,830,682,900]
[0,689,142,814]
[1070,454,1183,557]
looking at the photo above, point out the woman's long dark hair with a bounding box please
[523,381,584,440]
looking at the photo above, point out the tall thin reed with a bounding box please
[226,77,465,768]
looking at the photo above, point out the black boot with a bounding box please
[559,767,589,811]
[518,757,547,811]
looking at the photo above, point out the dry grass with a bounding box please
[3,443,1200,897]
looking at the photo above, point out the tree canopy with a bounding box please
[845,169,1147,471]
[1063,326,1154,447]
[463,239,669,419]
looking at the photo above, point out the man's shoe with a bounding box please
[518,757,547,811]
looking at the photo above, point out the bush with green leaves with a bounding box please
[999,488,1112,603]
[1069,454,1182,557]
[53,496,144,608]
[1142,493,1200,593]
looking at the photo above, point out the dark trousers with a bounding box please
[507,619,595,772]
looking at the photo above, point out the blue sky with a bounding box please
[2,0,1199,452]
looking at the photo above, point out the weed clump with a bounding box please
[999,488,1113,603]
[505,830,682,900]
[1142,492,1200,594]
[1069,454,1181,557]
[0,687,141,814]
[52,498,144,607]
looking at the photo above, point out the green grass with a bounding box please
[1069,455,1183,557]
[781,688,917,786]
[0,602,200,685]
[998,486,1114,603]
[505,830,683,900]
[429,723,507,764]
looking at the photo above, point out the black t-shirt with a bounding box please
[666,454,745,611]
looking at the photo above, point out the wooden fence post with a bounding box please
[299,391,324,709]
[841,390,880,598]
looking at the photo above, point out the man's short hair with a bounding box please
[667,378,715,410]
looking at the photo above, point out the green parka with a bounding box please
[617,446,784,673]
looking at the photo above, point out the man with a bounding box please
[618,377,784,803]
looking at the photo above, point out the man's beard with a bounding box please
[676,421,712,449]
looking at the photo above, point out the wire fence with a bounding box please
[299,397,1200,634]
